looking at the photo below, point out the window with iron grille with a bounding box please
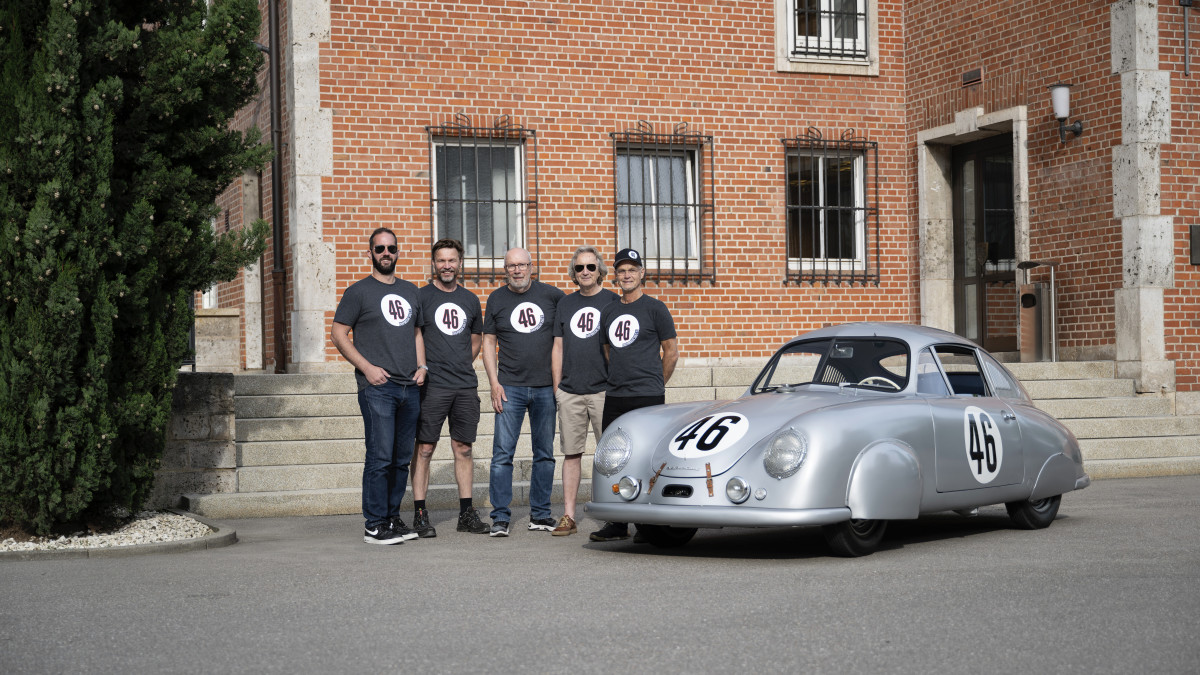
[775,0,875,76]
[426,114,538,281]
[782,129,879,285]
[610,122,715,284]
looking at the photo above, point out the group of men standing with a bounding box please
[332,228,677,545]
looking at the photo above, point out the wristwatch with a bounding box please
[417,364,429,371]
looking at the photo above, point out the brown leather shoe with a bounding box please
[551,515,577,536]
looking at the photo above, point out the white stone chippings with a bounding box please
[0,511,212,552]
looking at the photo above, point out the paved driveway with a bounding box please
[2,475,1198,673]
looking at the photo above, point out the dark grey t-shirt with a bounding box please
[333,276,423,391]
[418,283,482,390]
[483,280,564,387]
[601,294,677,397]
[554,288,618,395]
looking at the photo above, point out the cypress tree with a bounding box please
[0,0,270,534]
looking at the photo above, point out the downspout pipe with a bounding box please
[267,0,287,373]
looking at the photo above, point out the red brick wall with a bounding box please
[318,0,915,362]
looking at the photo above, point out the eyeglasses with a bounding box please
[373,245,398,254]
[573,263,597,273]
[506,262,530,271]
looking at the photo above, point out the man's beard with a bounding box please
[372,255,396,275]
[507,275,532,292]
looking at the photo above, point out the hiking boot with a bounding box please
[528,517,557,532]
[364,523,405,545]
[551,515,577,536]
[489,521,510,537]
[456,507,489,534]
[388,516,420,542]
[412,508,437,538]
[589,522,629,542]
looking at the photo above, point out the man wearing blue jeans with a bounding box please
[331,227,427,545]
[482,247,564,537]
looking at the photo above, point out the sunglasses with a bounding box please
[574,263,597,273]
[373,245,398,254]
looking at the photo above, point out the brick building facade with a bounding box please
[209,0,1198,406]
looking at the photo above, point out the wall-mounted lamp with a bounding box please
[1048,83,1084,142]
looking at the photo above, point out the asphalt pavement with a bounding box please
[2,475,1198,674]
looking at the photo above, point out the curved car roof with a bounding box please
[789,322,982,352]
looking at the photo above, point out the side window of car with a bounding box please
[915,348,950,395]
[980,353,1030,403]
[932,345,989,397]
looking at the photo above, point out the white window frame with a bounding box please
[430,139,527,268]
[614,148,702,270]
[775,0,878,77]
[786,151,867,274]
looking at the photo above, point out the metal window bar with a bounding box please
[782,128,879,286]
[792,0,868,60]
[425,114,539,283]
[609,121,716,284]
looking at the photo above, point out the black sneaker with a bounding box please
[528,517,557,532]
[413,508,437,538]
[589,522,630,542]
[457,507,489,534]
[388,516,420,542]
[364,523,405,545]
[489,521,510,537]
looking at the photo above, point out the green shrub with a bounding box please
[0,0,270,534]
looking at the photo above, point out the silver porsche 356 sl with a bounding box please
[585,322,1090,556]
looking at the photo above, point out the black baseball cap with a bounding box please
[614,248,643,268]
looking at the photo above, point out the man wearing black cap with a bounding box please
[589,247,679,542]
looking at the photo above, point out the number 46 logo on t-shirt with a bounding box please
[380,294,413,327]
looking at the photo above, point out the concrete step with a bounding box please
[236,416,363,442]
[1006,360,1116,381]
[1083,456,1200,480]
[183,481,594,519]
[1080,436,1200,461]
[1063,415,1200,440]
[235,373,358,396]
[235,457,593,493]
[1036,395,1174,420]
[1022,378,1134,400]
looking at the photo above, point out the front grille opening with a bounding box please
[661,485,693,498]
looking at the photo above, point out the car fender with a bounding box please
[846,439,922,520]
[1030,453,1080,501]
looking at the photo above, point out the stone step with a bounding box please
[1083,456,1200,480]
[1005,360,1116,381]
[238,431,597,466]
[1080,436,1200,461]
[1063,415,1200,440]
[235,457,593,493]
[1036,395,1174,420]
[183,481,594,519]
[1022,378,1134,400]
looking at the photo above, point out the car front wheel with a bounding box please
[1005,494,1061,529]
[822,518,887,557]
[634,524,697,548]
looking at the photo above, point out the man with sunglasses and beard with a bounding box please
[548,246,618,536]
[331,228,427,545]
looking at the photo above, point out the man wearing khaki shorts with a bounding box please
[550,246,618,535]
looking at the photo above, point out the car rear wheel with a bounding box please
[1005,494,1061,529]
[822,518,887,557]
[634,524,697,548]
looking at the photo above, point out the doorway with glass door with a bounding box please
[953,136,1017,354]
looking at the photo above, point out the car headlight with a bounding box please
[617,476,641,501]
[594,428,633,476]
[763,428,808,479]
[725,476,751,504]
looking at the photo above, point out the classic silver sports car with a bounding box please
[585,322,1090,556]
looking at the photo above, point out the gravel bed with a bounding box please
[0,511,213,552]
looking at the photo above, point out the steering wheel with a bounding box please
[857,376,901,391]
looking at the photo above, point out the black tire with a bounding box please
[1005,494,1061,529]
[821,518,887,557]
[634,524,697,548]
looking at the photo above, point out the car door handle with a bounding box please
[1002,411,1017,421]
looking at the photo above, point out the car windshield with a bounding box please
[751,338,910,394]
